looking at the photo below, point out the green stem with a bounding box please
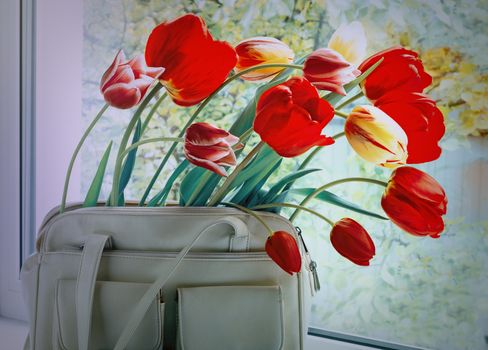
[297,131,345,171]
[141,92,167,132]
[184,171,213,207]
[252,203,334,227]
[119,137,183,161]
[139,63,303,205]
[238,128,254,144]
[223,202,274,235]
[334,110,349,118]
[208,141,265,206]
[60,103,109,213]
[335,90,364,110]
[289,177,388,222]
[111,83,163,206]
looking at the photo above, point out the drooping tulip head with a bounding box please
[184,122,242,177]
[303,48,360,95]
[254,76,335,157]
[100,50,165,109]
[345,105,408,168]
[358,46,432,102]
[235,37,294,82]
[330,218,376,266]
[145,14,237,106]
[327,21,367,66]
[375,91,445,164]
[265,231,302,275]
[381,166,447,238]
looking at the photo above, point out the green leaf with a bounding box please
[231,158,282,205]
[147,160,189,207]
[261,168,322,204]
[324,57,384,106]
[118,118,142,203]
[83,141,113,208]
[179,166,209,206]
[290,187,388,220]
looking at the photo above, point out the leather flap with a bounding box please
[177,285,284,350]
[55,280,162,350]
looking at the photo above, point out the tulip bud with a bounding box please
[184,122,241,177]
[330,218,375,266]
[328,21,367,66]
[382,166,447,238]
[235,37,294,82]
[265,231,302,275]
[345,105,408,168]
[303,48,360,95]
[100,50,165,109]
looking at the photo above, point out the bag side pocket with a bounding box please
[54,280,163,350]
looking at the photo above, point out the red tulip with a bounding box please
[330,218,375,266]
[145,14,237,107]
[235,37,294,82]
[100,50,164,109]
[184,122,241,177]
[375,91,445,164]
[265,231,302,275]
[303,48,360,95]
[381,166,447,238]
[358,46,432,102]
[254,76,335,157]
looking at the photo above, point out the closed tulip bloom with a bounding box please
[100,50,165,109]
[358,47,432,102]
[265,231,302,275]
[345,105,408,168]
[381,166,447,238]
[184,122,241,177]
[254,76,335,157]
[328,21,367,66]
[303,48,360,95]
[375,91,445,164]
[235,37,294,82]
[145,14,237,106]
[330,218,375,266]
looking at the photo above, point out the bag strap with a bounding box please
[76,233,111,350]
[113,216,248,350]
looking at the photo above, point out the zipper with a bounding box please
[296,227,320,295]
[90,249,270,261]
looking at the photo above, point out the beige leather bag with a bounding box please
[21,204,311,350]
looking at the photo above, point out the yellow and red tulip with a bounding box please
[382,166,447,238]
[345,105,408,168]
[330,218,375,266]
[145,14,237,107]
[328,21,367,66]
[100,50,164,109]
[235,36,294,82]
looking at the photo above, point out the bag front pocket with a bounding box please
[177,285,284,350]
[54,279,163,350]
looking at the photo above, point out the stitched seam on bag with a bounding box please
[278,286,285,350]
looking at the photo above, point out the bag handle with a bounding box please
[75,216,249,350]
[113,216,248,350]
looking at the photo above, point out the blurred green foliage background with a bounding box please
[82,1,488,349]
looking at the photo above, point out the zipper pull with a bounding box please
[296,227,321,294]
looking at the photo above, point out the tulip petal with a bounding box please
[100,50,126,92]
[328,21,367,66]
[102,83,141,110]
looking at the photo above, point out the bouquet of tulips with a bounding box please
[60,14,447,277]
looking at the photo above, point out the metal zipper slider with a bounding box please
[296,227,321,293]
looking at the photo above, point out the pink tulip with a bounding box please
[100,50,165,109]
[303,48,360,95]
[184,122,242,177]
